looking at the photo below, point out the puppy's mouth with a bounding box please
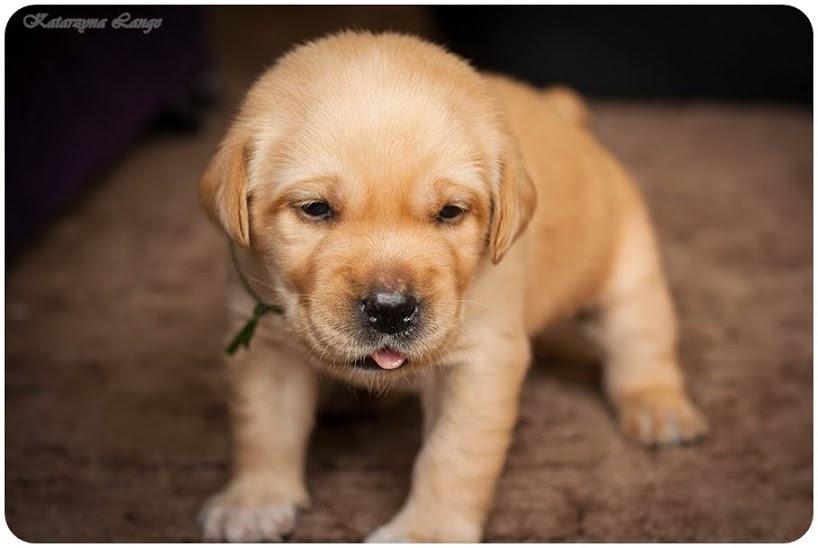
[354,347,408,371]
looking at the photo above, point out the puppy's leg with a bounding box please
[368,335,530,542]
[592,208,707,446]
[200,337,317,542]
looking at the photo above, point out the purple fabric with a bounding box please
[6,7,210,257]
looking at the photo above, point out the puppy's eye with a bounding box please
[299,201,332,220]
[437,204,465,223]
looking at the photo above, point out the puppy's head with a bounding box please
[200,32,535,382]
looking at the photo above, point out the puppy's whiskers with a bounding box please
[243,273,279,292]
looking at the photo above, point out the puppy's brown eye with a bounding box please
[438,204,465,223]
[300,201,332,220]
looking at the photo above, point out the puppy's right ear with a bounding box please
[198,134,252,247]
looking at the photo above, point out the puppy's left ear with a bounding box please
[488,139,537,264]
[198,134,252,248]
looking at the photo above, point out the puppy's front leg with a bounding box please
[200,334,318,542]
[368,335,530,542]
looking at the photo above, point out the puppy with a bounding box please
[198,31,708,542]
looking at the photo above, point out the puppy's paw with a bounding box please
[366,514,481,543]
[199,478,305,542]
[616,386,709,446]
[366,522,415,543]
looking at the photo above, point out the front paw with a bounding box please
[616,386,709,446]
[366,522,416,543]
[199,478,306,542]
[366,513,481,543]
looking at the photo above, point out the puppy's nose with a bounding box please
[361,290,419,334]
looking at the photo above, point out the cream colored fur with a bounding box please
[197,31,707,542]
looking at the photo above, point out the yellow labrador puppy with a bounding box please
[198,31,707,542]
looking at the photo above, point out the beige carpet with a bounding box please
[5,7,812,542]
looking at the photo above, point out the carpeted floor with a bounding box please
[5,7,812,543]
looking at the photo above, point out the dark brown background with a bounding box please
[5,6,813,542]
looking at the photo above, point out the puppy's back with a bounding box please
[483,74,642,331]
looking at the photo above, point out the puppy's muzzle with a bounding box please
[360,289,419,335]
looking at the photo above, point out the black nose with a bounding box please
[360,290,419,334]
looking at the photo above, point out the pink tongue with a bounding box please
[370,348,407,370]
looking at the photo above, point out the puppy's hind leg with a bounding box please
[590,206,708,446]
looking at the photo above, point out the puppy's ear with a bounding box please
[198,134,252,247]
[488,141,537,264]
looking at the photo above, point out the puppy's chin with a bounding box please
[294,319,456,387]
[310,340,449,385]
